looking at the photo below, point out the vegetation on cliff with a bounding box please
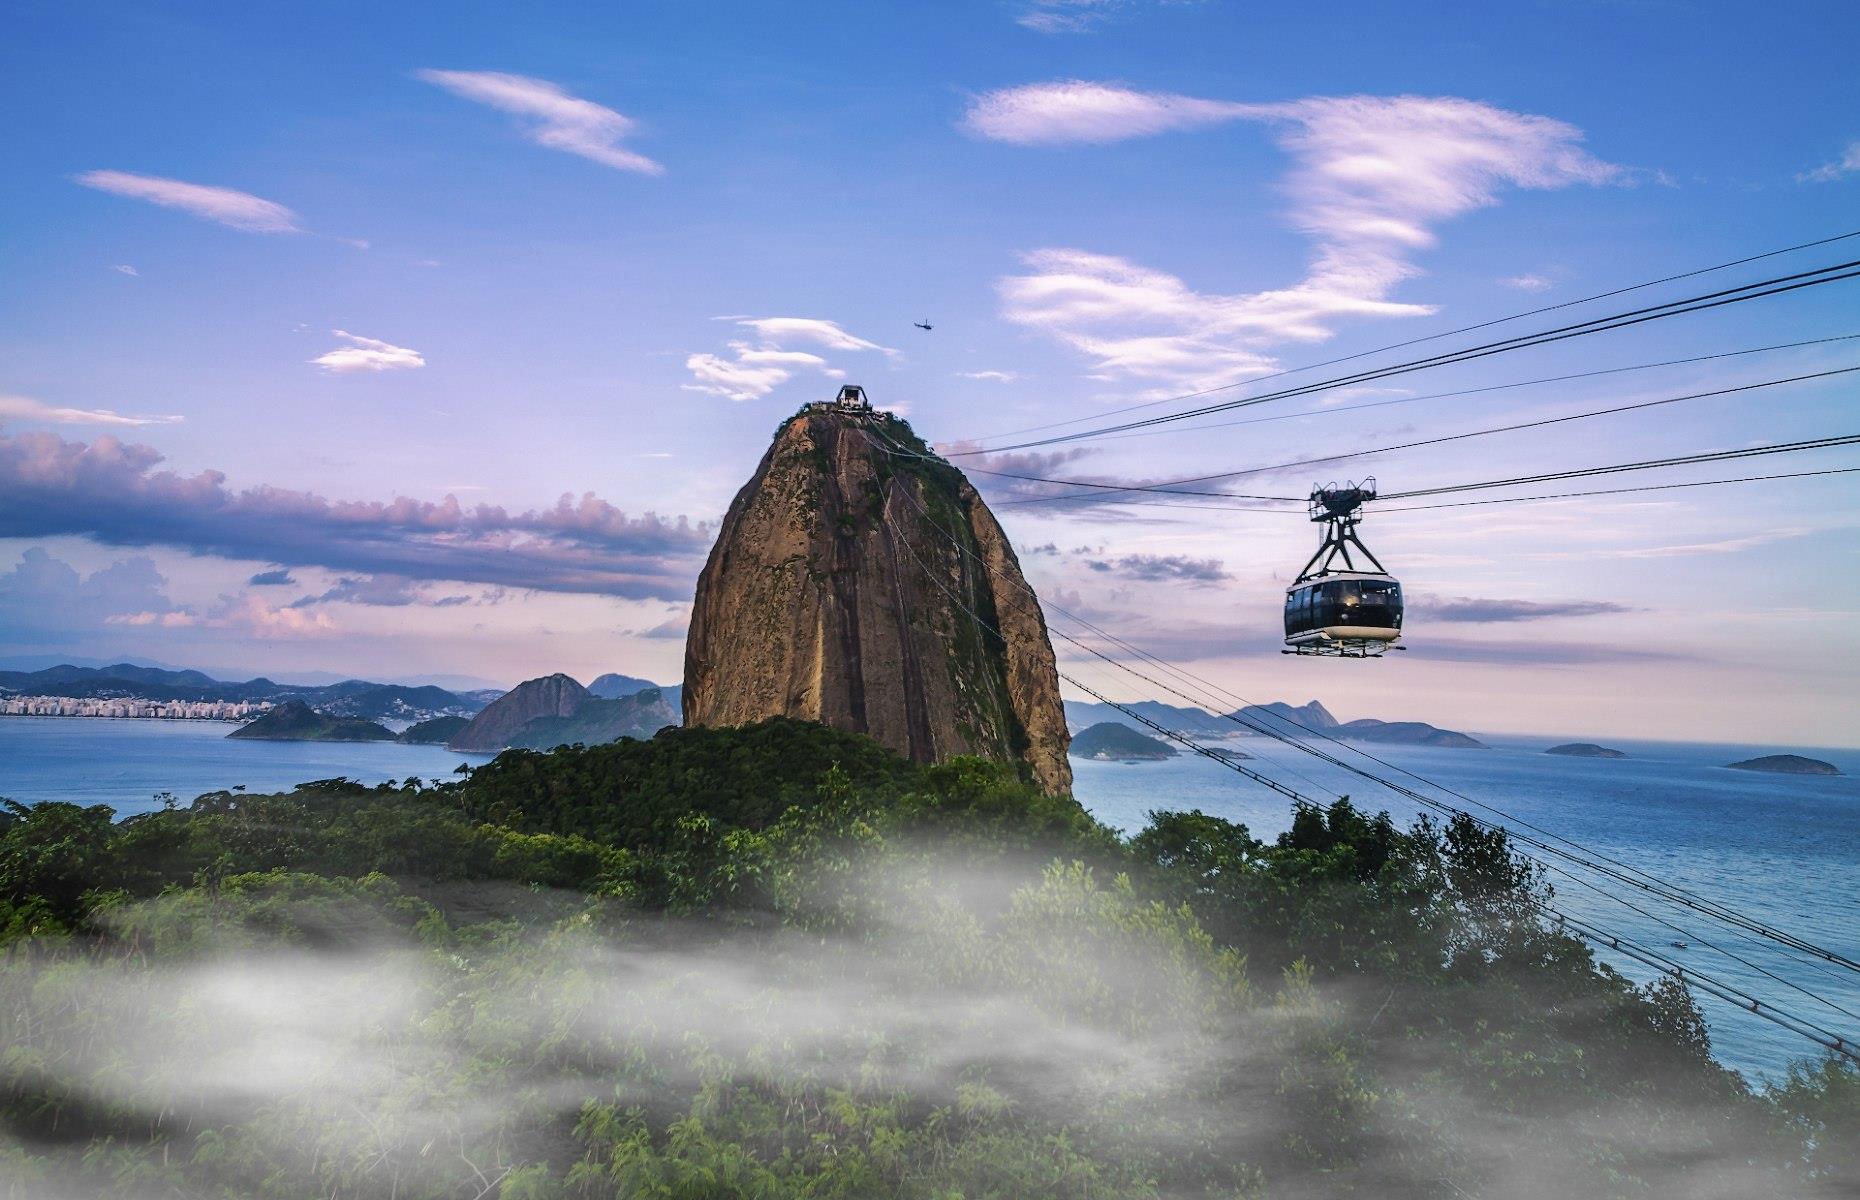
[0,718,1854,1197]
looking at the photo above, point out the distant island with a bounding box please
[1069,722,1178,761]
[227,699,395,743]
[1547,743,1627,759]
[1725,754,1841,777]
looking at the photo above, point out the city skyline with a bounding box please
[2,1,1857,746]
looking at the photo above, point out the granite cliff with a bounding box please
[683,403,1071,793]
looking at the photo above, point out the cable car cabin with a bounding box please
[1284,573,1403,653]
[1284,479,1405,657]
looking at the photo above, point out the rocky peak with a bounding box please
[449,673,591,751]
[683,404,1071,793]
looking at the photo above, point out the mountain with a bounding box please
[1229,700,1340,732]
[1726,754,1840,776]
[449,674,590,751]
[1064,699,1234,738]
[1547,743,1626,759]
[1069,722,1177,761]
[1334,719,1486,749]
[226,700,395,743]
[397,715,471,745]
[683,403,1071,794]
[0,662,483,720]
[588,673,658,698]
[505,688,680,751]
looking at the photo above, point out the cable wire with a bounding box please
[955,260,1860,456]
[961,230,1860,445]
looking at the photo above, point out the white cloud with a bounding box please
[416,69,663,175]
[684,344,840,402]
[310,331,426,373]
[685,318,894,401]
[725,316,898,357]
[963,81,1250,145]
[1499,273,1553,292]
[74,170,301,233]
[1799,141,1860,183]
[112,264,139,277]
[0,394,183,427]
[958,370,1020,382]
[982,88,1618,386]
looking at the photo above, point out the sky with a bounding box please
[2,0,1857,744]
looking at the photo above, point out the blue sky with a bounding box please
[2,0,1857,743]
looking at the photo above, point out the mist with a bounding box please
[0,845,1810,1200]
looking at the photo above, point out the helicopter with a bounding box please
[1283,479,1405,658]
[913,319,934,331]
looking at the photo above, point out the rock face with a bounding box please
[684,406,1071,794]
[449,674,591,751]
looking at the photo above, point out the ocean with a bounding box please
[1,716,1854,1082]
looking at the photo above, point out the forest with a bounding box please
[1,718,1855,1198]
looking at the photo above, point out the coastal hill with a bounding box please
[397,715,470,745]
[1726,753,1841,776]
[1548,743,1627,759]
[449,674,679,752]
[1070,721,1178,761]
[226,699,395,742]
[683,402,1071,794]
[1065,697,1485,749]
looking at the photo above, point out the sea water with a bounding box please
[1,717,1854,1081]
[1072,731,1860,1083]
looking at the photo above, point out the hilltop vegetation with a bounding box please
[0,718,1854,1197]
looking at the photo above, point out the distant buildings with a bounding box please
[0,695,270,721]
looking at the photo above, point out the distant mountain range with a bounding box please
[1063,698,1485,749]
[1,662,682,727]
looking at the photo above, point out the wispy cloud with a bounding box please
[685,318,894,401]
[247,568,297,587]
[726,317,898,357]
[1798,140,1860,183]
[1499,273,1553,292]
[974,87,1618,387]
[311,331,426,373]
[1013,1,1182,35]
[0,430,709,600]
[111,264,139,277]
[964,81,1249,144]
[74,170,301,233]
[416,69,663,175]
[958,370,1020,382]
[1087,553,1230,583]
[0,394,183,428]
[1414,595,1633,623]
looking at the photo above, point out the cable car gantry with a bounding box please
[1284,479,1405,658]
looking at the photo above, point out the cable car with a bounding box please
[1283,479,1405,658]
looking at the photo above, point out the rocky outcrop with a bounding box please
[683,405,1071,793]
[449,674,590,751]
